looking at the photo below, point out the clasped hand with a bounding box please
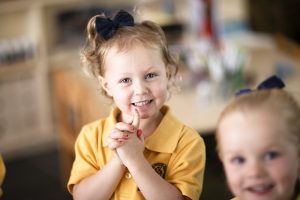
[107,109,144,167]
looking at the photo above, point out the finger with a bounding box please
[115,122,136,133]
[110,128,129,139]
[106,137,126,149]
[106,137,118,149]
[131,109,140,129]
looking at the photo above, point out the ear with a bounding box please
[98,76,112,96]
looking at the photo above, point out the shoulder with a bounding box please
[78,107,119,141]
[177,124,205,153]
[164,106,203,142]
[74,119,105,149]
[162,106,205,148]
[177,124,204,148]
[80,119,106,137]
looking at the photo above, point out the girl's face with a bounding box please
[100,44,168,122]
[218,110,299,200]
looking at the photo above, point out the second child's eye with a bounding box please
[264,151,279,161]
[231,156,245,165]
[145,73,157,79]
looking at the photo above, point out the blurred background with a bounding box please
[0,0,300,199]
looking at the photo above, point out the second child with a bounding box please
[216,75,300,200]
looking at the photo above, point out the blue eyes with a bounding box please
[120,78,131,84]
[230,151,280,166]
[145,73,157,79]
[119,73,158,84]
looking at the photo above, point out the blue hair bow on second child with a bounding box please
[95,10,134,40]
[235,75,285,96]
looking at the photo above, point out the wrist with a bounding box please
[126,154,147,171]
[111,153,126,169]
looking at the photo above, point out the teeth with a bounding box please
[248,184,272,192]
[252,186,266,192]
[133,100,151,106]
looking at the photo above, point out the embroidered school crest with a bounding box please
[152,163,167,178]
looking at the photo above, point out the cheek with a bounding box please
[153,82,168,97]
[161,80,168,90]
[223,163,236,181]
[110,87,131,105]
[223,162,242,190]
[271,159,299,188]
[113,91,130,103]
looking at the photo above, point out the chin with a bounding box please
[139,113,150,119]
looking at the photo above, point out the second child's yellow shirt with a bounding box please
[68,106,206,200]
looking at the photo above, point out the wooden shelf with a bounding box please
[0,60,36,76]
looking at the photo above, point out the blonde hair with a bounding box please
[81,11,179,96]
[216,89,300,154]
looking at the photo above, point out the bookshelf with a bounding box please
[0,1,53,158]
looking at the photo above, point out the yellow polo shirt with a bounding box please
[68,106,205,200]
[0,155,5,197]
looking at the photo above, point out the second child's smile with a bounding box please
[245,183,274,196]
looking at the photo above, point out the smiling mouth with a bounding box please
[132,100,152,107]
[246,184,274,194]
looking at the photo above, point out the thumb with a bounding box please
[131,109,140,129]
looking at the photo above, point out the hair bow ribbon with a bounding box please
[95,10,134,40]
[235,75,285,96]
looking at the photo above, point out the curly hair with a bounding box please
[80,12,180,96]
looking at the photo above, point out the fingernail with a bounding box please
[137,129,142,137]
[123,134,129,139]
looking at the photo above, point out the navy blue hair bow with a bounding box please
[95,10,134,40]
[235,75,285,96]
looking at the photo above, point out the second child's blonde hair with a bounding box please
[81,12,179,96]
[216,89,300,155]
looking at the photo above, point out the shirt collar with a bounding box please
[144,106,182,153]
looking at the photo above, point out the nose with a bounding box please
[134,79,148,95]
[246,160,266,179]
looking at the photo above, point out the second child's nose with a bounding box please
[246,161,266,179]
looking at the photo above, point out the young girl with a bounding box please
[67,10,205,200]
[216,75,300,200]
